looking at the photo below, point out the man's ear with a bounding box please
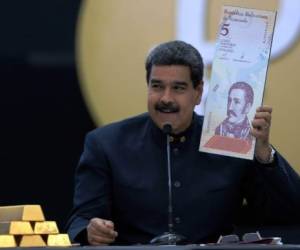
[195,81,203,105]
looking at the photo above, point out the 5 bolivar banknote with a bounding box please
[199,6,276,160]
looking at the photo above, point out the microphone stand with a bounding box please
[150,124,186,245]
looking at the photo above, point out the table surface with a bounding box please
[2,244,300,250]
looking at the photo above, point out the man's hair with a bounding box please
[145,40,204,88]
[229,82,254,106]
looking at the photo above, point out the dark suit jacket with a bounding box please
[66,113,300,245]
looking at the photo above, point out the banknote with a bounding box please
[199,6,276,160]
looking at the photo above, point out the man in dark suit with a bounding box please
[66,40,300,245]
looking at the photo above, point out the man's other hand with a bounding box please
[87,218,118,245]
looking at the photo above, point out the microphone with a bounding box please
[150,124,186,245]
[163,124,174,235]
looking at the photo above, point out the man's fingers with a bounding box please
[252,119,270,130]
[89,218,117,237]
[254,111,272,123]
[89,224,117,240]
[256,106,272,113]
[87,218,118,245]
[252,106,272,132]
[251,127,267,139]
[103,220,114,229]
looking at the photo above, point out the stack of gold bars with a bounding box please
[0,205,71,247]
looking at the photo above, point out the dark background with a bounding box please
[0,0,95,231]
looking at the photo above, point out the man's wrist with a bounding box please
[255,145,275,164]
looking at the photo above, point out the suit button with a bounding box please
[173,148,179,155]
[174,181,181,188]
[174,217,181,224]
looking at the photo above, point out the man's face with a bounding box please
[227,88,251,123]
[147,65,202,134]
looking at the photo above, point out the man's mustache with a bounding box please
[155,102,179,113]
[227,110,237,117]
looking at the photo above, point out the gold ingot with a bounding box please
[47,234,71,247]
[0,221,33,235]
[0,235,17,247]
[34,221,59,234]
[0,205,45,222]
[19,235,46,247]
